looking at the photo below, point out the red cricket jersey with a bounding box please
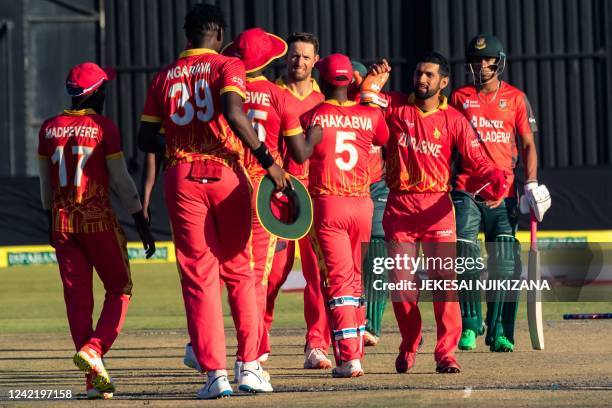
[141,48,248,169]
[38,108,122,233]
[243,76,303,181]
[275,77,324,181]
[384,93,495,193]
[450,81,537,197]
[300,100,389,197]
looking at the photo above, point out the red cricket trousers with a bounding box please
[250,177,277,358]
[54,225,131,356]
[311,195,373,363]
[265,186,330,351]
[164,161,262,371]
[382,191,461,363]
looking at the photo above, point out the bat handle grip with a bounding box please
[530,211,538,250]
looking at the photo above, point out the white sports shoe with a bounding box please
[235,360,270,384]
[332,359,364,378]
[183,343,201,372]
[238,361,273,393]
[197,370,233,399]
[303,346,332,369]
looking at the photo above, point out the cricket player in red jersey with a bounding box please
[220,27,303,376]
[450,34,550,352]
[296,53,389,377]
[367,53,508,374]
[350,61,391,348]
[137,4,288,399]
[37,62,155,399]
[264,32,333,370]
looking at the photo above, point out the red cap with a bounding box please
[465,169,510,201]
[315,53,353,86]
[222,28,287,73]
[65,62,116,97]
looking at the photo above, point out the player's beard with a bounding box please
[414,83,440,100]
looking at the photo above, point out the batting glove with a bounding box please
[520,181,551,222]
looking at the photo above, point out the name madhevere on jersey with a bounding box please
[45,126,99,139]
[166,63,212,80]
[313,114,373,131]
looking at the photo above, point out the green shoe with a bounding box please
[490,336,514,352]
[458,329,476,350]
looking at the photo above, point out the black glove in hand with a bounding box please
[132,210,156,259]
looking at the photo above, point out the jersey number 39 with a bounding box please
[168,80,215,126]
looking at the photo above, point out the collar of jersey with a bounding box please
[179,48,218,58]
[247,75,268,83]
[325,99,357,107]
[63,108,96,116]
[275,76,321,100]
[408,93,448,117]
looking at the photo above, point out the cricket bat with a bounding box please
[527,212,545,350]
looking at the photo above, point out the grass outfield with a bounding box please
[1,263,611,333]
[2,263,612,407]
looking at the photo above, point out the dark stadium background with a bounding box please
[1,0,611,245]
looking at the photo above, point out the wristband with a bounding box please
[252,143,275,169]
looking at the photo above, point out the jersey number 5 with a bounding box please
[51,146,94,187]
[247,109,268,142]
[335,131,358,171]
[168,80,214,126]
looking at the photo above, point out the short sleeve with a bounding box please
[299,108,316,131]
[373,108,389,146]
[37,121,49,157]
[141,73,164,123]
[449,90,461,111]
[515,93,538,136]
[101,118,122,158]
[220,58,247,100]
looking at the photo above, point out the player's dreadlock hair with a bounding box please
[417,52,450,77]
[183,3,227,43]
[287,32,319,54]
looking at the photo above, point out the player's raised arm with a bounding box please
[360,59,391,108]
